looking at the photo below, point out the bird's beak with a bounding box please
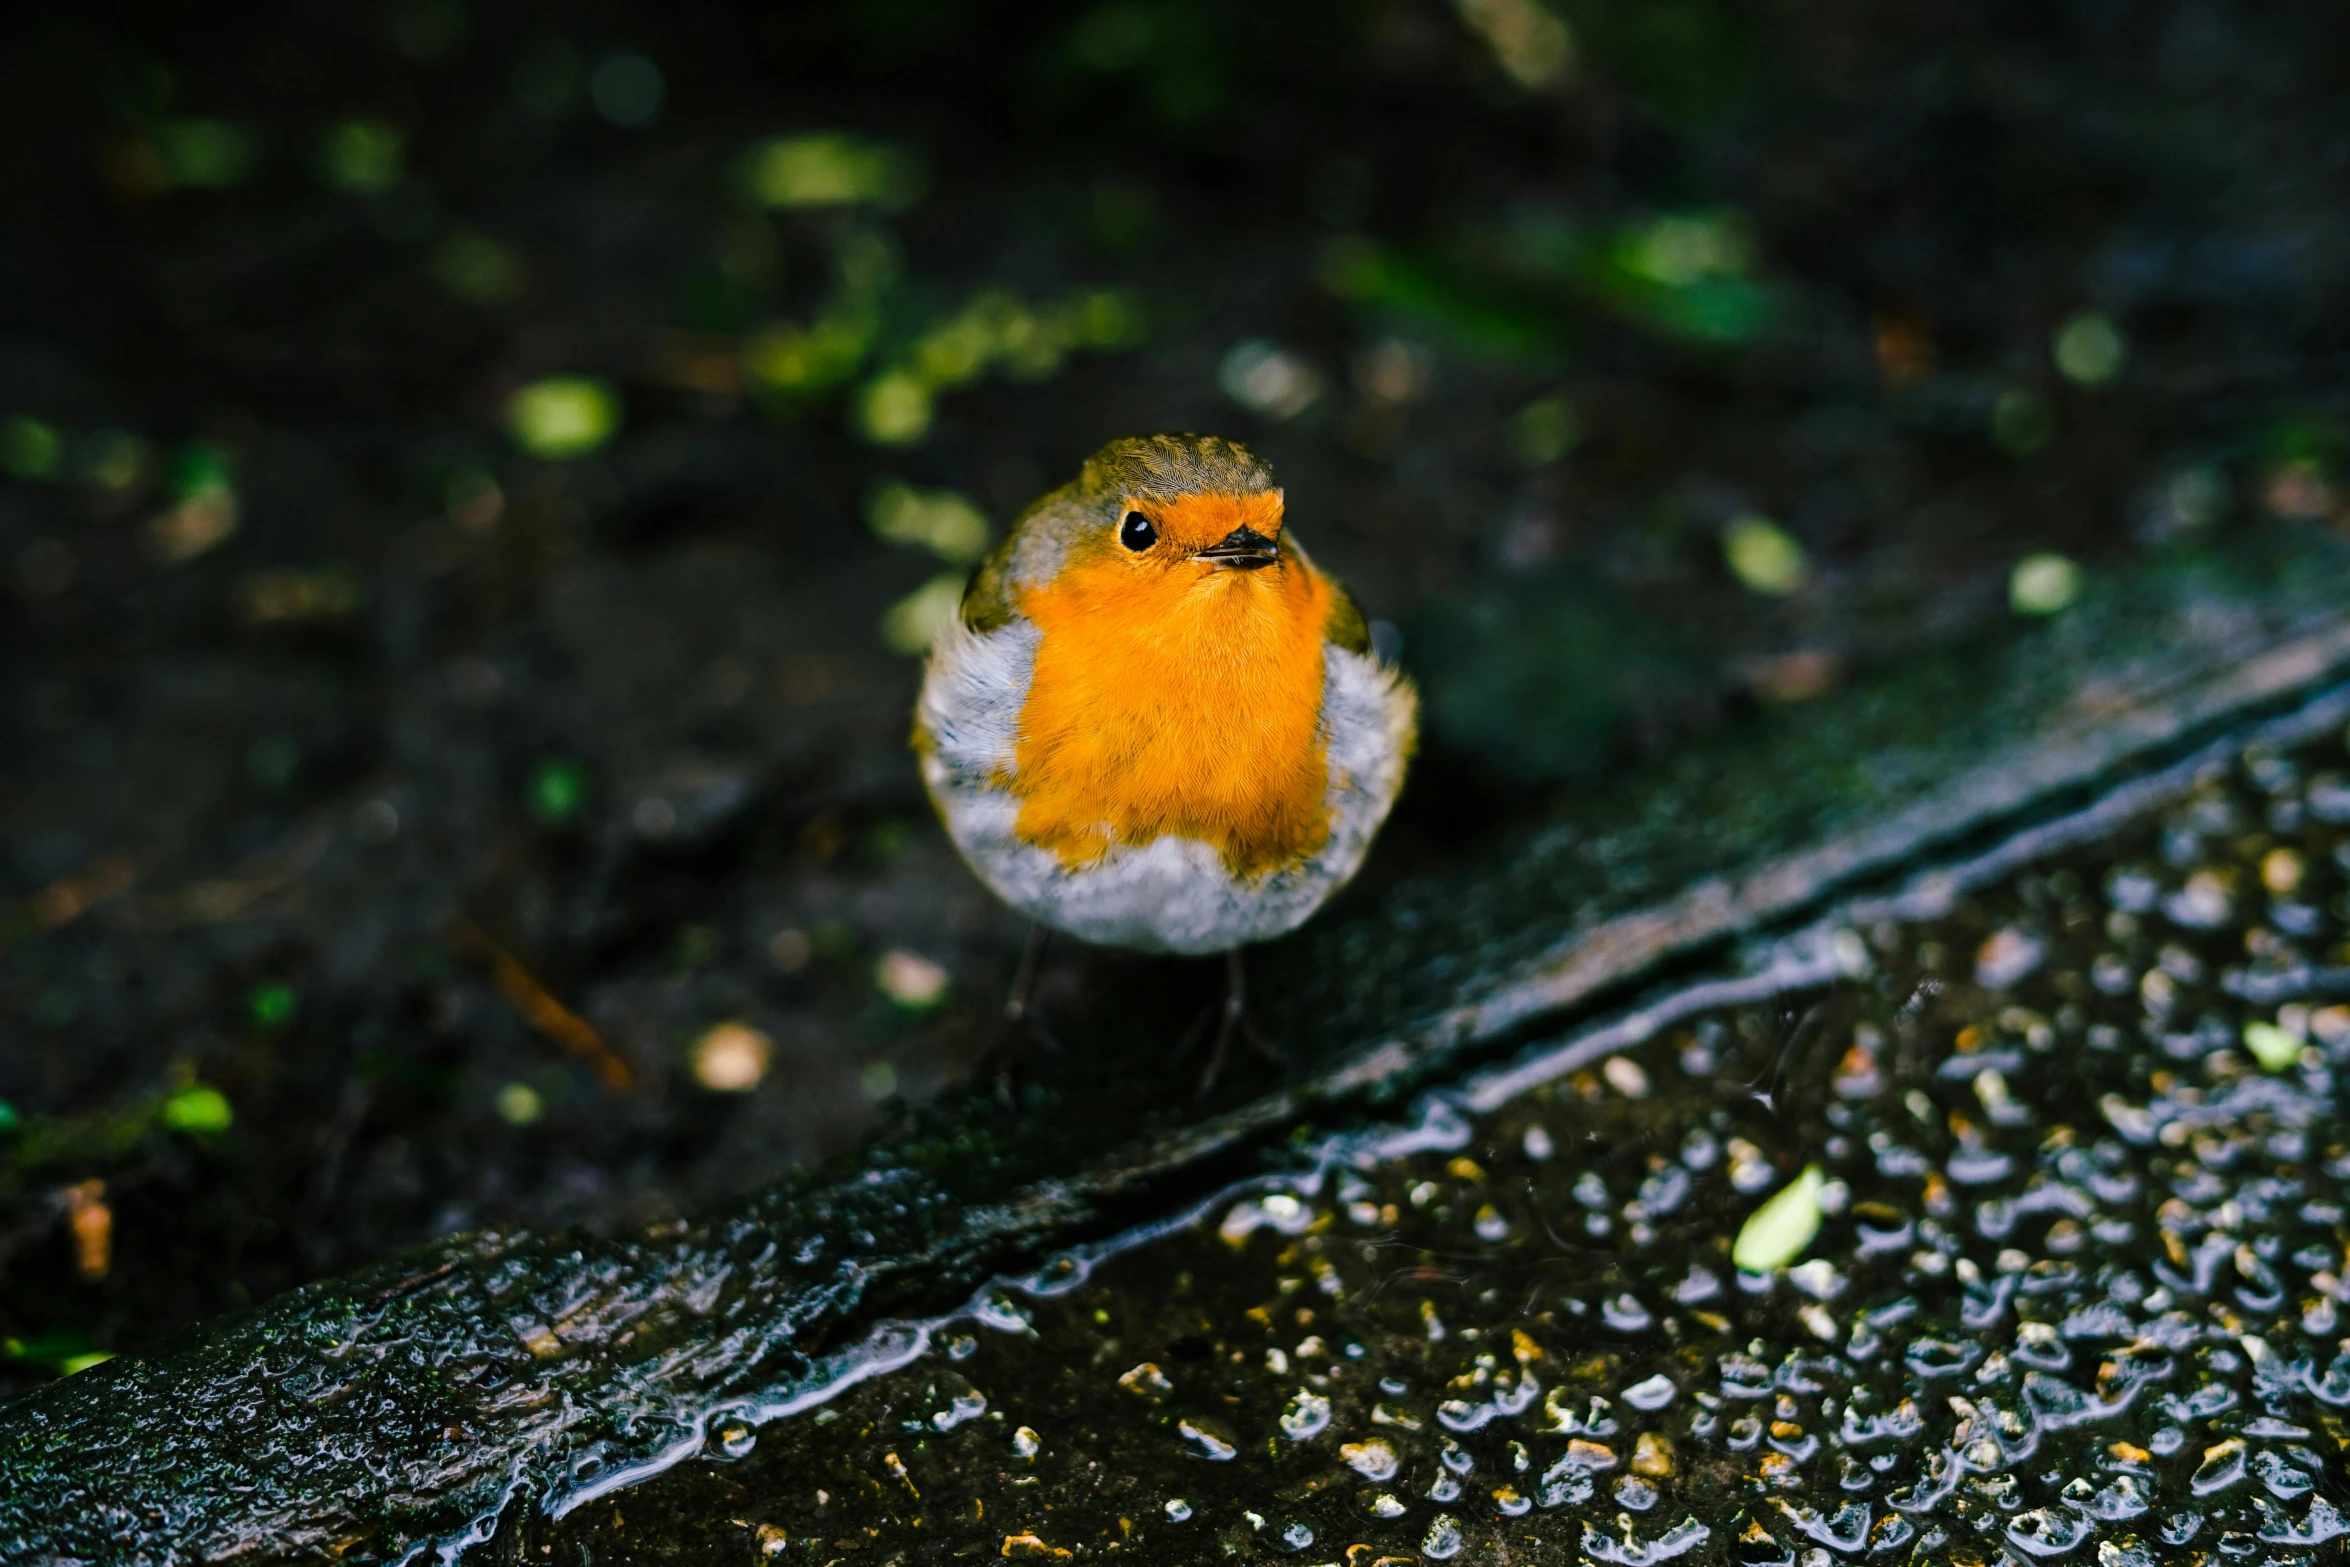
[1197,525,1281,570]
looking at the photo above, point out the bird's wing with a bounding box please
[958,545,1024,634]
[1322,575,1374,657]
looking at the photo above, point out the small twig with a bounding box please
[31,852,137,929]
[130,821,336,929]
[445,916,635,1092]
[3,852,137,945]
[370,1258,461,1306]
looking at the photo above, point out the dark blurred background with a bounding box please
[3,0,2347,1394]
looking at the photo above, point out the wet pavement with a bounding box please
[550,717,2350,1564]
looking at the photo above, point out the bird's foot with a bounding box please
[1183,948,1284,1098]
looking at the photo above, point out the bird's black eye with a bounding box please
[1120,511,1157,551]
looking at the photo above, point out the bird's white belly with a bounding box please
[916,618,1414,955]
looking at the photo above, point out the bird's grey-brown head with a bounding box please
[963,434,1290,627]
[1076,433,1276,509]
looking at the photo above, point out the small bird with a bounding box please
[914,433,1417,1087]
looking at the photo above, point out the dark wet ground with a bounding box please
[6,0,2350,1413]
[548,728,2350,1563]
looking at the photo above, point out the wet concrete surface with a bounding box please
[549,699,2350,1564]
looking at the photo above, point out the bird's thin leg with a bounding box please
[983,924,1059,1100]
[1003,922,1054,1043]
[1194,948,1283,1097]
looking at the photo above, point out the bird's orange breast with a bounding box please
[1007,544,1335,878]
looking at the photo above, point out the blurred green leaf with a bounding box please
[881,573,967,655]
[1585,212,1775,342]
[1072,288,1147,350]
[153,118,257,189]
[869,481,991,563]
[2009,553,2081,616]
[1991,389,2054,456]
[508,378,620,459]
[1453,0,1576,88]
[1508,393,1582,466]
[747,316,876,395]
[529,761,588,824]
[319,119,404,194]
[2,1330,107,1374]
[432,233,526,306]
[495,1082,544,1125]
[856,371,933,445]
[2254,412,2342,468]
[1320,237,1567,360]
[248,984,297,1030]
[2243,1020,2300,1072]
[171,443,233,501]
[1722,515,1806,596]
[80,430,147,492]
[744,227,898,397]
[162,1084,233,1135]
[2052,312,2125,386]
[740,133,925,210]
[0,417,62,479]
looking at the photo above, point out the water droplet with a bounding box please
[1613,1474,1659,1511]
[1221,1191,1316,1243]
[1601,1294,1653,1332]
[1176,1416,1236,1461]
[1279,1389,1332,1441]
[2190,1438,2246,1496]
[1603,1055,1650,1098]
[972,1292,1033,1335]
[1672,1265,1721,1304]
[711,1418,755,1459]
[929,1372,986,1431]
[1117,1362,1173,1398]
[1624,1373,1677,1411]
[2007,1508,2094,1557]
